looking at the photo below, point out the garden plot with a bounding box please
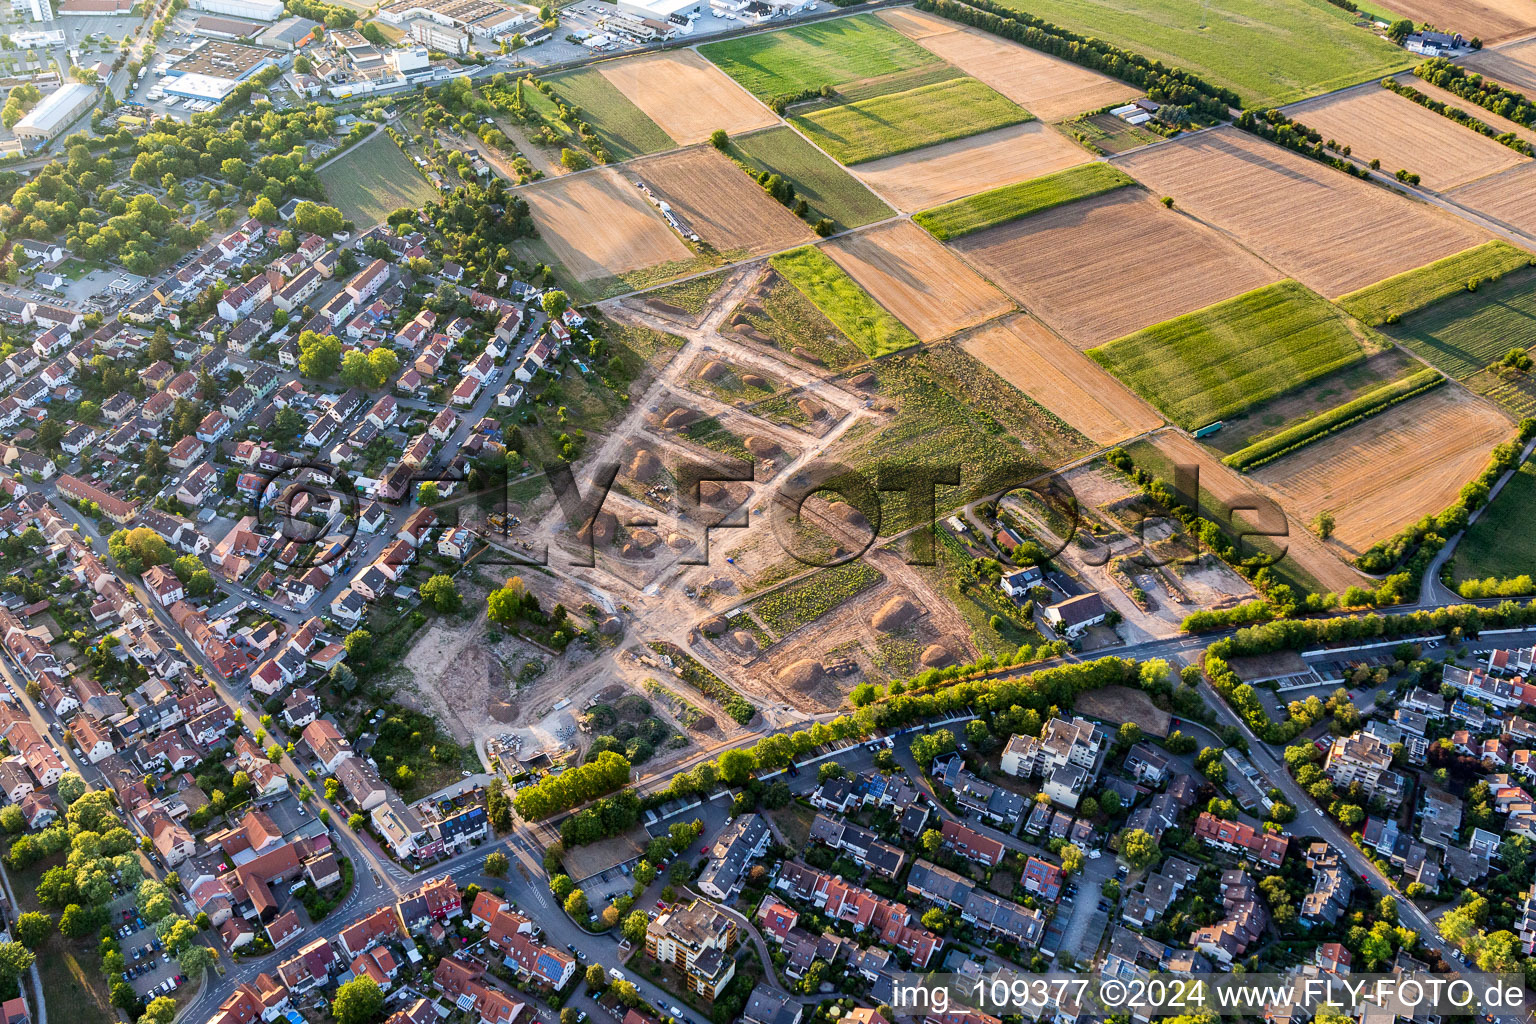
[952,187,1281,348]
[1284,84,1526,191]
[629,146,813,257]
[1116,126,1488,297]
[520,167,692,282]
[599,50,779,146]
[876,7,1140,120]
[824,220,1013,342]
[959,315,1163,444]
[1254,386,1512,557]
[853,120,1088,211]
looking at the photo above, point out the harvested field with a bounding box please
[1116,126,1488,297]
[959,315,1163,444]
[598,50,779,146]
[1254,386,1512,556]
[1465,38,1536,98]
[875,7,1139,120]
[853,120,1088,211]
[520,167,692,282]
[1284,84,1526,191]
[952,188,1281,348]
[824,220,1012,341]
[1377,0,1536,45]
[630,146,812,257]
[547,67,673,160]
[1449,162,1536,239]
[792,75,1031,165]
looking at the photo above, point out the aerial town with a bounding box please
[0,0,1535,1023]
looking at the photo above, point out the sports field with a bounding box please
[853,121,1087,212]
[769,245,918,359]
[914,162,1135,240]
[1089,280,1367,430]
[547,67,674,160]
[319,135,438,229]
[1336,240,1534,326]
[792,76,1032,164]
[990,0,1410,107]
[1382,266,1536,379]
[699,14,941,101]
[1455,461,1536,586]
[729,127,892,229]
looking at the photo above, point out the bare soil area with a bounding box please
[630,146,814,257]
[520,167,693,281]
[1466,38,1536,97]
[1075,685,1171,736]
[1450,162,1536,238]
[601,49,780,145]
[854,121,1088,211]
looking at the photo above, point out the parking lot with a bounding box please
[109,894,191,998]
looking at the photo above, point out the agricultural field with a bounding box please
[1060,111,1166,154]
[959,314,1164,444]
[547,67,674,160]
[1465,37,1536,97]
[1381,265,1536,379]
[832,343,1093,531]
[755,560,884,637]
[727,271,869,369]
[699,13,941,101]
[1090,280,1368,430]
[914,162,1135,241]
[1254,386,1512,557]
[1450,163,1536,239]
[875,7,1139,120]
[319,135,438,229]
[1284,84,1526,191]
[1336,240,1534,326]
[952,188,1281,348]
[770,246,918,358]
[519,167,694,284]
[824,220,1013,342]
[791,75,1032,165]
[629,147,813,258]
[728,126,893,229]
[1379,0,1536,45]
[853,121,1089,212]
[1454,461,1536,585]
[597,50,779,146]
[1117,126,1489,297]
[989,0,1410,107]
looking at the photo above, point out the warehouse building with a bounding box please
[13,82,96,140]
[189,0,283,21]
[164,40,281,101]
[409,18,469,53]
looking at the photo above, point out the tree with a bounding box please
[332,977,386,1024]
[563,888,589,918]
[141,996,178,1024]
[1060,844,1085,876]
[541,290,569,319]
[137,879,173,922]
[622,909,650,945]
[718,749,754,786]
[611,980,639,1007]
[1312,510,1336,540]
[60,903,99,938]
[484,851,509,877]
[920,829,941,858]
[297,330,343,379]
[550,874,575,902]
[421,575,460,613]
[13,912,51,949]
[920,907,946,932]
[344,629,372,663]
[1119,828,1159,871]
[178,943,215,976]
[0,806,23,834]
[0,941,35,979]
[585,964,606,989]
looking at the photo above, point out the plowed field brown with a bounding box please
[629,146,813,257]
[600,50,779,145]
[520,167,692,282]
[853,121,1088,211]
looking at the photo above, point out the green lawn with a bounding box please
[769,245,917,358]
[319,134,439,229]
[1336,240,1535,326]
[699,13,941,101]
[1089,280,1367,430]
[729,126,892,229]
[990,0,1410,107]
[547,67,674,160]
[1455,460,1536,586]
[914,162,1134,240]
[792,76,1032,165]
[1384,267,1536,379]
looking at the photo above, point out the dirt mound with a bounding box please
[489,700,516,722]
[828,501,871,532]
[734,303,764,322]
[791,346,823,365]
[628,449,663,482]
[665,532,689,549]
[871,596,919,632]
[778,659,826,691]
[701,615,729,636]
[920,644,953,668]
[631,529,659,551]
[599,616,623,636]
[662,407,699,429]
[744,436,780,459]
[700,359,729,381]
[577,511,620,545]
[850,371,877,390]
[797,397,825,420]
[741,373,767,388]
[647,298,687,317]
[699,481,730,505]
[731,630,757,653]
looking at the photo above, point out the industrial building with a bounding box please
[409,18,469,54]
[378,0,534,37]
[189,0,284,21]
[257,15,320,49]
[13,82,96,140]
[164,40,282,101]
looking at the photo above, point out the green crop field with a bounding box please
[1337,240,1536,326]
[792,77,1032,165]
[730,126,892,229]
[1455,461,1536,587]
[914,163,1135,240]
[319,135,439,229]
[1089,280,1367,430]
[755,560,883,636]
[770,246,917,358]
[699,13,941,100]
[991,0,1410,107]
[1385,267,1536,379]
[547,68,673,160]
